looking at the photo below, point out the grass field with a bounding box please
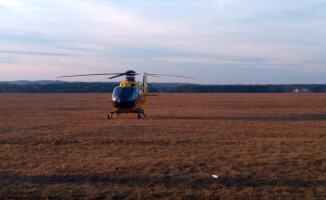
[0,93,326,199]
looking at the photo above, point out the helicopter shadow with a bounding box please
[155,114,326,121]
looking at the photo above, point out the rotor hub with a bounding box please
[125,70,136,76]
[126,76,135,81]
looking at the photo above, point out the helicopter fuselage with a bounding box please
[112,80,147,113]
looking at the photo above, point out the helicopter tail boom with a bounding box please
[144,91,160,103]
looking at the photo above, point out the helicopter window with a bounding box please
[112,86,139,101]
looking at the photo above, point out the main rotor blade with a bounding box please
[108,74,126,79]
[57,73,122,78]
[108,72,140,79]
[146,73,195,79]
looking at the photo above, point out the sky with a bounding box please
[0,0,326,84]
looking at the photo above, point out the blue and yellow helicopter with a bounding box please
[58,70,193,119]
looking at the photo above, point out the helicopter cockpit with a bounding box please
[112,86,143,108]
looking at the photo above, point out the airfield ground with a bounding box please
[0,94,325,199]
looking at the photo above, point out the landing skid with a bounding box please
[107,111,147,119]
[107,111,120,119]
[137,111,147,119]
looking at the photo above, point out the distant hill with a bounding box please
[0,80,67,85]
[150,83,192,89]
[0,81,190,93]
[0,81,325,93]
[161,84,326,93]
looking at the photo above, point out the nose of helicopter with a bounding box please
[113,98,136,108]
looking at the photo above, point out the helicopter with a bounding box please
[58,70,194,119]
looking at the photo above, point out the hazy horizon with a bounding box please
[1,0,326,84]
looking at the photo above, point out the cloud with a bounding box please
[0,0,325,83]
[155,55,268,65]
[302,60,326,64]
[0,50,74,57]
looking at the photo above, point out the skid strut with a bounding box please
[137,111,147,119]
[107,111,120,119]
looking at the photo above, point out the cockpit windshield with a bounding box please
[112,86,139,101]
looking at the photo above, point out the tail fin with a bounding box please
[142,74,148,94]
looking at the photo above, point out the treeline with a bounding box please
[0,82,119,93]
[0,83,326,93]
[162,84,326,93]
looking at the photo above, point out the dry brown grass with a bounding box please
[0,93,326,199]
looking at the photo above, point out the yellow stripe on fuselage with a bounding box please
[119,81,139,87]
